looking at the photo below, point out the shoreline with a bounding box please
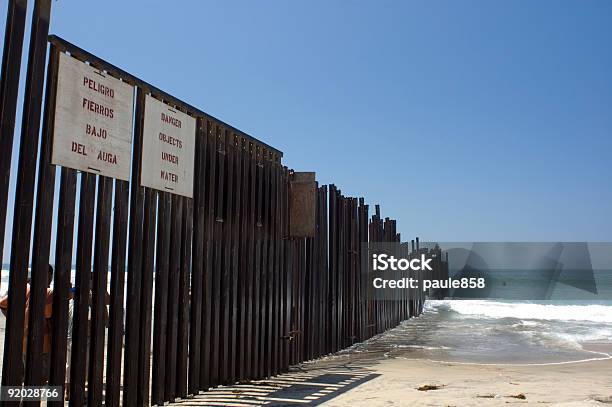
[321,356,612,406]
[388,341,612,367]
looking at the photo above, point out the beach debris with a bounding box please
[592,395,612,403]
[255,381,280,388]
[476,394,501,399]
[477,393,526,401]
[417,384,443,391]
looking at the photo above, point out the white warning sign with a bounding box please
[140,95,196,197]
[52,52,134,180]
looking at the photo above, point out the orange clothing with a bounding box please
[0,284,54,354]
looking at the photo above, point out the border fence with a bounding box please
[0,1,448,406]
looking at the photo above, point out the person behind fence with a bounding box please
[0,265,54,383]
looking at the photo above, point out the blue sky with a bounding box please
[2,1,612,262]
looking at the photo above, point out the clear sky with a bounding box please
[2,1,612,263]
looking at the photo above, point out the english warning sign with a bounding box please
[140,95,196,197]
[52,52,134,180]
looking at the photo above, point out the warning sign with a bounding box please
[140,95,196,197]
[52,52,134,180]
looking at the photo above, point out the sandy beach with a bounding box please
[163,341,612,407]
[320,352,612,406]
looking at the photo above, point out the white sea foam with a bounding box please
[549,328,612,344]
[393,344,451,350]
[428,300,612,323]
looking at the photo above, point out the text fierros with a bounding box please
[372,253,433,271]
[82,97,113,118]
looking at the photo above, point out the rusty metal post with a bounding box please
[0,0,28,274]
[1,0,52,391]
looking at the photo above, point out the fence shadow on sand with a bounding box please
[169,359,381,407]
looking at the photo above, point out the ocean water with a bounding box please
[341,300,612,365]
[1,267,114,296]
[446,269,612,301]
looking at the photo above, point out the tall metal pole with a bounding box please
[0,0,28,283]
[1,0,52,391]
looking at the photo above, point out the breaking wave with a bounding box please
[427,299,612,324]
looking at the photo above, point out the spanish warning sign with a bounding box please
[140,95,196,197]
[52,52,134,180]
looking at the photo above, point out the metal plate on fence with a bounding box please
[289,172,316,237]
